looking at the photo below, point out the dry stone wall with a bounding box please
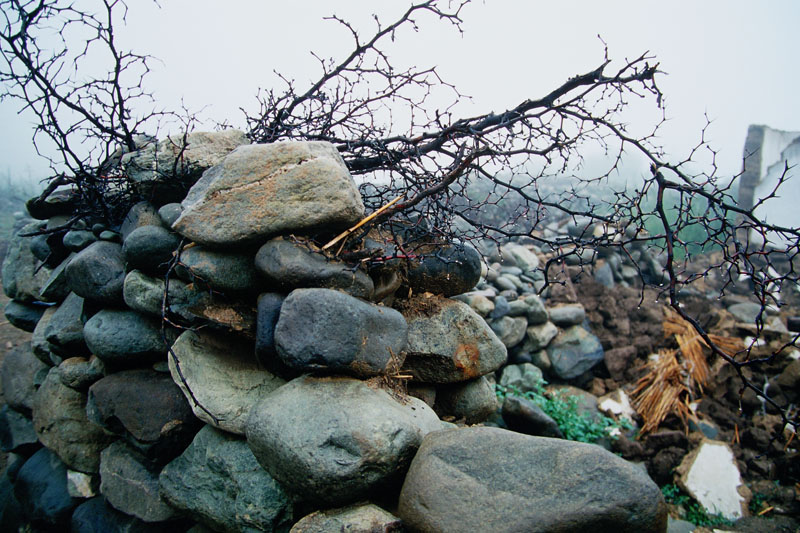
[1,132,667,532]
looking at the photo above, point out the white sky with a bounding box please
[2,0,799,186]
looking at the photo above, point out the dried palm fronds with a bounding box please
[631,350,692,435]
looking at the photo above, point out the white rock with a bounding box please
[67,470,98,498]
[676,439,750,520]
[598,389,636,423]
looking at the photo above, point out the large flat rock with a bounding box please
[172,141,364,246]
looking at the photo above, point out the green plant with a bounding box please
[496,380,632,444]
[661,483,733,528]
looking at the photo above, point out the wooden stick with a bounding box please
[322,196,403,251]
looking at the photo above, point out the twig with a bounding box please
[322,195,403,251]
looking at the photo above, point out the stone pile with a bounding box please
[1,133,667,532]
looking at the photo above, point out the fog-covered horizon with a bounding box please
[1,0,799,188]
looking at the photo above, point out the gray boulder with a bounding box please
[25,188,78,219]
[65,241,126,304]
[99,441,179,522]
[548,326,605,380]
[255,237,374,298]
[14,447,80,529]
[548,304,586,327]
[38,252,74,303]
[122,130,249,201]
[500,243,540,272]
[32,368,114,473]
[0,405,40,454]
[157,203,183,227]
[728,301,766,324]
[71,497,174,533]
[87,369,201,461]
[498,363,544,393]
[1,342,49,416]
[172,141,364,246]
[3,300,46,332]
[246,375,441,506]
[524,321,559,352]
[401,295,507,383]
[31,305,58,364]
[2,221,58,303]
[290,504,401,533]
[275,288,408,377]
[398,427,667,533]
[62,229,97,252]
[44,291,89,357]
[490,316,528,348]
[255,292,285,366]
[119,202,162,241]
[178,245,263,293]
[160,425,293,533]
[169,330,285,435]
[404,243,482,297]
[57,356,105,390]
[83,309,171,367]
[122,225,181,272]
[434,376,498,424]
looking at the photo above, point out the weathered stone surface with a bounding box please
[255,292,285,366]
[122,130,249,201]
[67,470,98,498]
[100,441,179,522]
[523,321,559,352]
[14,447,80,529]
[398,427,667,533]
[0,405,40,454]
[255,237,374,298]
[454,292,495,317]
[173,141,364,246]
[523,295,549,325]
[401,295,507,383]
[63,229,97,252]
[160,425,293,533]
[1,342,49,416]
[87,369,201,461]
[158,203,183,227]
[26,188,78,220]
[290,503,402,533]
[500,243,540,272]
[490,316,528,348]
[275,288,408,377]
[246,375,441,506]
[169,330,285,435]
[57,356,104,390]
[44,291,89,356]
[548,304,586,327]
[83,309,171,367]
[498,363,544,393]
[548,325,605,380]
[676,439,750,520]
[502,395,564,438]
[2,221,58,303]
[65,241,126,304]
[178,245,263,293]
[32,368,114,473]
[38,252,74,303]
[122,225,181,272]
[3,299,45,332]
[434,376,497,424]
[71,496,174,533]
[405,243,482,297]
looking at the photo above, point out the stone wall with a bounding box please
[0,133,667,532]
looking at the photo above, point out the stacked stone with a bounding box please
[1,133,666,532]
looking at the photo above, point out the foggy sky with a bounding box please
[2,0,799,186]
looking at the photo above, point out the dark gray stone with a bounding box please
[44,291,89,356]
[71,497,175,533]
[434,376,498,424]
[401,295,507,383]
[405,243,482,297]
[100,441,179,522]
[62,229,98,252]
[275,288,408,377]
[160,425,293,533]
[122,225,181,272]
[120,202,162,242]
[498,363,544,393]
[87,369,200,462]
[502,395,564,438]
[65,240,126,304]
[169,330,285,435]
[2,220,57,303]
[1,342,49,416]
[39,251,74,302]
[32,368,114,473]
[57,356,105,390]
[490,316,528,348]
[14,447,80,529]
[728,301,767,324]
[398,427,667,533]
[157,203,183,227]
[3,299,46,332]
[26,188,78,219]
[0,405,40,454]
[31,305,58,365]
[489,295,510,319]
[548,304,586,327]
[246,375,441,507]
[548,326,605,380]
[523,294,548,325]
[255,237,374,298]
[595,262,615,288]
[83,309,171,367]
[172,141,364,247]
[255,292,285,365]
[178,245,263,293]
